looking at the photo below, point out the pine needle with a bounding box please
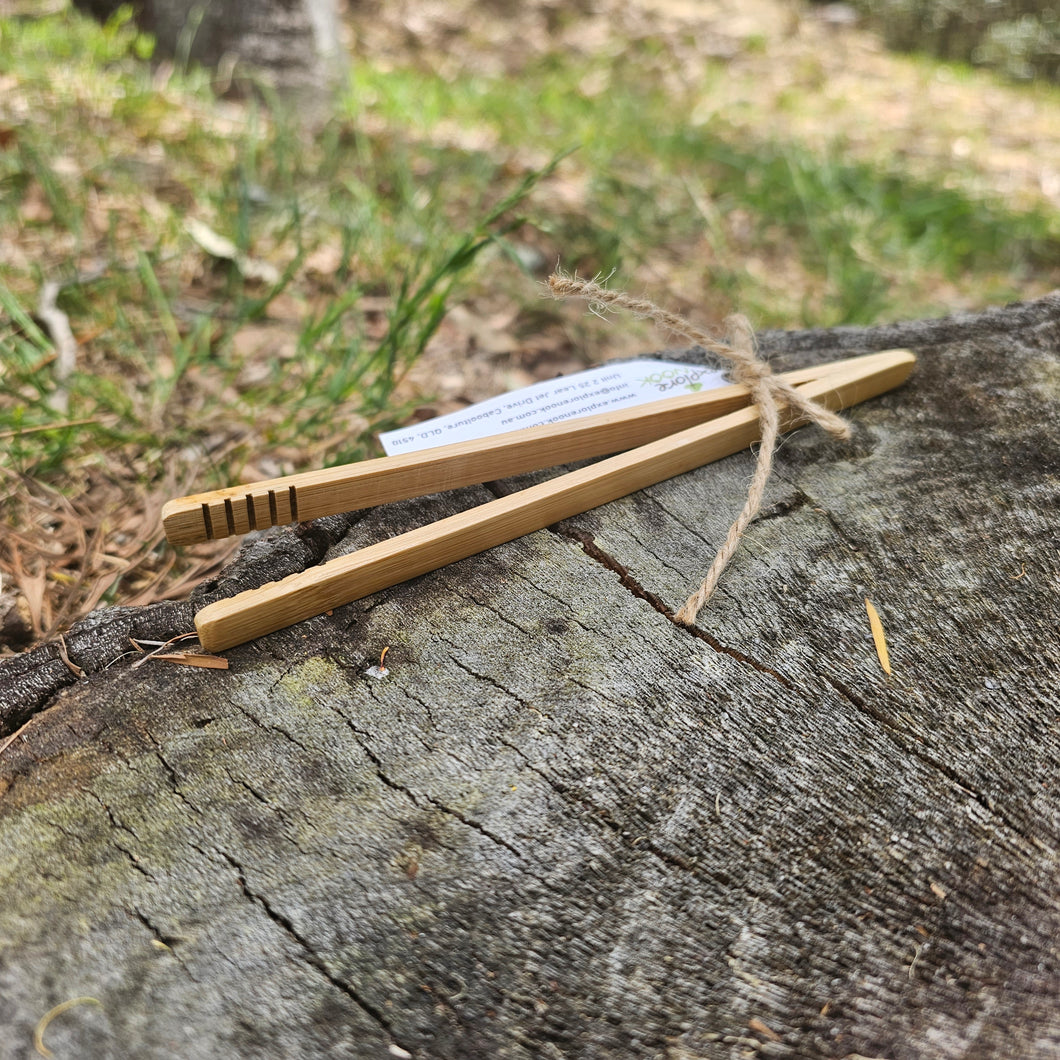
[864,598,892,675]
[34,996,101,1058]
[153,652,229,669]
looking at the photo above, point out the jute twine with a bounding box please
[548,273,851,626]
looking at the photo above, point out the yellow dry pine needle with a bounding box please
[865,598,892,675]
[154,652,230,669]
[34,996,102,1058]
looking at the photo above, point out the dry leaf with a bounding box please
[184,217,280,284]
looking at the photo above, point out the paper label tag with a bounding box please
[379,359,727,455]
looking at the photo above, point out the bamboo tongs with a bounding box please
[165,349,915,652]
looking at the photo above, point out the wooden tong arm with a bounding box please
[194,350,915,651]
[162,351,908,546]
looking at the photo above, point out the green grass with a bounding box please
[676,132,1058,323]
[340,54,1060,324]
[0,10,562,488]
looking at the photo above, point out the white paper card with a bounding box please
[379,359,728,455]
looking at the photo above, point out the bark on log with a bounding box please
[2,295,1059,1059]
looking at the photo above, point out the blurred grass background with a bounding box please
[2,0,1059,647]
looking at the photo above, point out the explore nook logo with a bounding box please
[638,365,719,394]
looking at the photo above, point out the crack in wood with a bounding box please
[560,674,629,713]
[769,475,865,555]
[88,790,141,840]
[130,906,196,978]
[507,569,598,635]
[557,526,793,690]
[821,674,1041,848]
[398,687,439,730]
[232,700,313,756]
[446,653,532,710]
[66,792,155,881]
[224,767,309,851]
[114,841,153,879]
[497,736,730,886]
[326,704,523,859]
[131,907,184,950]
[750,490,812,525]
[452,586,537,636]
[417,788,523,859]
[148,745,203,816]
[213,847,410,1051]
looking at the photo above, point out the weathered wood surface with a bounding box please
[2,295,1059,1059]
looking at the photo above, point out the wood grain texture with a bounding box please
[1,297,1058,1060]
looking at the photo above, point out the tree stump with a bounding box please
[72,0,345,95]
[2,296,1059,1059]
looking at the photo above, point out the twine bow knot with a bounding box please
[548,273,851,626]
